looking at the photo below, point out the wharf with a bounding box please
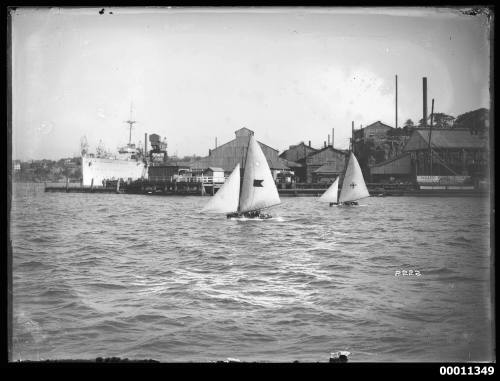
[278,189,488,197]
[44,181,488,197]
[44,178,222,196]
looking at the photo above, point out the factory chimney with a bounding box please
[324,141,326,148]
[215,137,217,148]
[331,128,334,147]
[423,77,428,127]
[144,133,147,155]
[308,140,311,147]
[328,134,331,146]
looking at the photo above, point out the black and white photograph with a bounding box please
[7,6,494,367]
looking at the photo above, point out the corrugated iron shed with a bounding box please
[370,153,412,175]
[313,162,344,174]
[404,129,486,151]
[279,142,318,162]
[361,120,393,132]
[279,158,303,168]
[189,128,289,172]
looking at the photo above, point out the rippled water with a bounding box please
[10,183,493,362]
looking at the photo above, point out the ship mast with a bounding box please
[124,102,137,146]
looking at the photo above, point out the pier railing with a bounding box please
[148,175,225,184]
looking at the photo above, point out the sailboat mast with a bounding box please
[429,98,434,177]
[238,134,252,213]
[351,121,354,153]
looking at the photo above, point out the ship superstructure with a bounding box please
[81,107,149,186]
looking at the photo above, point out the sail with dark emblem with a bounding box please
[238,135,281,213]
[338,152,370,203]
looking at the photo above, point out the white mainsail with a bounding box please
[201,163,240,213]
[319,176,339,203]
[338,152,370,203]
[238,135,281,213]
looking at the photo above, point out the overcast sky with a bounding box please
[11,6,491,160]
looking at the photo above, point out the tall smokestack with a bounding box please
[331,128,334,147]
[324,141,326,148]
[328,134,330,146]
[423,77,428,127]
[395,74,398,128]
[144,133,147,154]
[308,140,311,147]
[215,137,217,148]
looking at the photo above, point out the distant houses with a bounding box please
[13,158,82,182]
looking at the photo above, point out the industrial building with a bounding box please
[403,128,488,181]
[189,127,291,180]
[353,121,394,145]
[305,145,348,183]
[279,141,318,182]
[368,127,488,187]
[279,141,318,162]
[369,153,413,183]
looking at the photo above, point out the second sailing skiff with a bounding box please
[319,151,370,206]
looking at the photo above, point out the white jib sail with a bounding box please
[201,163,240,213]
[339,152,370,203]
[239,135,281,213]
[319,176,339,203]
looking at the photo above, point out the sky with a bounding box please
[10,6,491,161]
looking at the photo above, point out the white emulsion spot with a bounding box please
[97,108,107,119]
[37,121,53,135]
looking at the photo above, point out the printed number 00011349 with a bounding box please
[439,366,494,375]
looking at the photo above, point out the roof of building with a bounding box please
[282,141,319,151]
[308,145,349,158]
[369,152,411,168]
[189,157,211,170]
[189,156,289,171]
[361,121,394,131]
[279,158,303,168]
[162,159,194,167]
[267,157,290,170]
[212,134,279,154]
[234,127,254,136]
[313,162,344,174]
[205,167,224,172]
[403,128,486,151]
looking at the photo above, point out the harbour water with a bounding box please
[10,183,493,362]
